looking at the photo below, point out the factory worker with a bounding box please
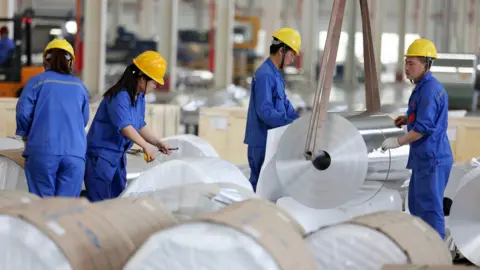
[16,39,89,198]
[84,51,171,202]
[244,27,301,191]
[381,39,453,239]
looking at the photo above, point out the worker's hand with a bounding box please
[381,137,401,151]
[143,146,157,163]
[394,115,407,128]
[156,141,172,155]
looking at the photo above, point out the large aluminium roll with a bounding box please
[449,166,480,267]
[124,199,316,270]
[122,157,253,196]
[307,211,452,270]
[123,182,257,221]
[273,113,409,209]
[0,197,177,269]
[0,145,28,191]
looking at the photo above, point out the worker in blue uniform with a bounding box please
[381,38,453,239]
[0,26,14,66]
[84,51,171,202]
[16,39,89,198]
[244,27,301,191]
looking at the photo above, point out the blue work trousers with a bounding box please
[408,163,452,239]
[247,146,265,192]
[84,154,126,202]
[25,155,84,198]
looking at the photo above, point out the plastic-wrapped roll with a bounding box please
[0,148,27,191]
[124,182,257,221]
[124,200,316,270]
[0,197,176,269]
[122,157,253,196]
[449,166,480,267]
[0,190,38,208]
[126,152,161,181]
[307,211,452,270]
[159,134,219,161]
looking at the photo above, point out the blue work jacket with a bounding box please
[16,70,90,158]
[87,90,147,165]
[0,37,14,65]
[244,58,299,147]
[406,72,453,169]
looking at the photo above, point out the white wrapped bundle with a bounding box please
[122,157,253,196]
[0,145,27,191]
[159,134,219,161]
[125,200,316,270]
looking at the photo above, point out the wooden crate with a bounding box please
[198,107,248,165]
[448,116,480,162]
[0,98,18,137]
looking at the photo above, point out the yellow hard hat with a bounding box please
[405,38,437,59]
[272,27,302,54]
[133,51,167,85]
[43,39,75,61]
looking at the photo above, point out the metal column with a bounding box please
[419,0,430,38]
[262,0,283,58]
[214,0,235,89]
[137,0,155,39]
[0,0,14,38]
[395,0,407,82]
[157,0,179,92]
[194,0,205,30]
[109,0,123,45]
[372,0,382,78]
[301,0,319,83]
[442,0,452,52]
[344,0,357,86]
[83,0,107,97]
[455,0,466,52]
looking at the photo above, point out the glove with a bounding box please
[381,137,400,151]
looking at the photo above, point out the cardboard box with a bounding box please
[382,265,475,269]
[0,190,38,208]
[195,199,316,270]
[0,197,177,269]
[349,211,453,265]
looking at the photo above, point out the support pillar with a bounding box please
[301,0,319,83]
[344,0,357,86]
[442,0,452,52]
[157,0,179,92]
[472,0,480,53]
[214,0,235,89]
[0,0,15,38]
[419,0,430,38]
[372,0,382,78]
[395,0,407,82]
[262,0,283,58]
[137,0,155,39]
[83,0,107,97]
[455,0,466,52]
[194,0,205,30]
[109,0,123,45]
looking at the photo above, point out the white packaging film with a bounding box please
[0,138,27,191]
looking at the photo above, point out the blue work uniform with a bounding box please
[84,90,146,202]
[406,72,453,239]
[0,36,14,65]
[16,70,90,198]
[244,59,299,191]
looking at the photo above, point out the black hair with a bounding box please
[103,63,153,106]
[418,57,434,70]
[46,48,73,75]
[269,38,293,55]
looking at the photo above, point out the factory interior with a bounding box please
[1,0,480,269]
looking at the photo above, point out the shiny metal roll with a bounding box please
[345,114,410,182]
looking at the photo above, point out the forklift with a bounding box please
[0,9,75,97]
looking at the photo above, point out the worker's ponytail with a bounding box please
[103,63,151,106]
[46,49,73,75]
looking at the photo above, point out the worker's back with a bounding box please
[16,70,89,158]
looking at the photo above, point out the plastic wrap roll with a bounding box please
[274,113,369,209]
[449,167,480,267]
[125,200,316,270]
[0,197,176,269]
[307,211,452,270]
[159,134,219,161]
[122,157,253,196]
[123,182,257,221]
[0,148,27,191]
[126,152,161,181]
[0,190,38,208]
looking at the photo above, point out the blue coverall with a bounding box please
[16,70,90,197]
[406,72,453,239]
[0,36,14,65]
[244,59,299,191]
[84,90,146,202]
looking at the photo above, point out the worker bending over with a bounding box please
[244,27,301,191]
[84,51,171,202]
[16,39,89,197]
[381,39,453,239]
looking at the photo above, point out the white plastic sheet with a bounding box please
[124,222,280,270]
[307,224,408,270]
[0,138,27,191]
[122,157,253,196]
[158,134,219,162]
